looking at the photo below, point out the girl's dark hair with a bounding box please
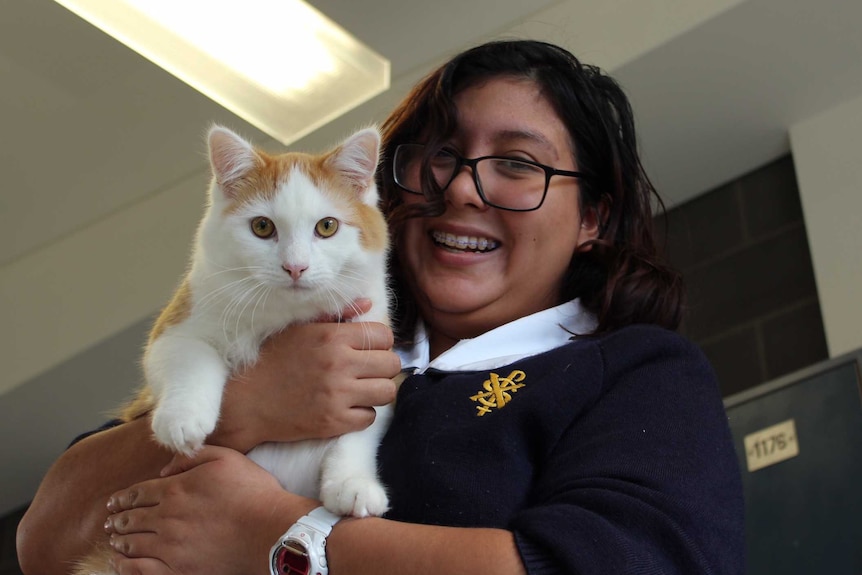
[379,39,683,344]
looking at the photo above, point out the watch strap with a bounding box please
[298,506,341,535]
[270,506,341,575]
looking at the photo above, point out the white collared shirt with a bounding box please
[397,299,597,374]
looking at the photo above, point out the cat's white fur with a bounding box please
[75,124,392,575]
[148,125,392,515]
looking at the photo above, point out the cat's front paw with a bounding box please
[320,476,389,518]
[151,404,217,456]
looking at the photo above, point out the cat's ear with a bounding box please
[327,127,381,198]
[208,125,260,194]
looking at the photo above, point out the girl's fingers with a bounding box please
[108,446,231,512]
[112,551,172,575]
[104,507,157,535]
[109,532,160,558]
[107,484,159,513]
[160,444,234,477]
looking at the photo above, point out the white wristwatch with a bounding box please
[269,506,342,575]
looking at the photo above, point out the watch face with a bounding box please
[274,541,311,575]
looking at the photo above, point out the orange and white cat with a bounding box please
[74,125,391,575]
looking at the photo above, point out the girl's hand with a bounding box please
[210,299,402,452]
[104,446,316,575]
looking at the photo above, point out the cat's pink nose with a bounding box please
[282,264,308,280]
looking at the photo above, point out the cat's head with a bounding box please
[197,125,387,311]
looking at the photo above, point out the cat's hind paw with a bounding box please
[320,476,389,518]
[151,405,216,456]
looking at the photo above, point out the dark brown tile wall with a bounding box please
[657,155,829,397]
[0,506,25,575]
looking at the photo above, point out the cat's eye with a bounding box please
[250,216,276,239]
[315,218,339,238]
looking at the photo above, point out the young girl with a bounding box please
[18,40,744,575]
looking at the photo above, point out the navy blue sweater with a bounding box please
[76,324,744,573]
[378,324,744,574]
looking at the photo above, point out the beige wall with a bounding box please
[791,93,862,357]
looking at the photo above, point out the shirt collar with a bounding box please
[396,299,597,374]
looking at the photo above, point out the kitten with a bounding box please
[74,125,392,575]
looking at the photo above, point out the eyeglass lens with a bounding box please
[394,144,548,211]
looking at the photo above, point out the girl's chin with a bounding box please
[420,282,496,310]
[420,288,512,324]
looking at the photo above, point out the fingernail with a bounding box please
[104,518,113,532]
[106,497,116,512]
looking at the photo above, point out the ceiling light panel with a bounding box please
[54,0,390,144]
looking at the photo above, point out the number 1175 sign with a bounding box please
[743,419,800,472]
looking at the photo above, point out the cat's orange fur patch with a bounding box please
[117,280,193,422]
[222,147,388,253]
[71,543,114,575]
[150,278,192,341]
[120,385,154,422]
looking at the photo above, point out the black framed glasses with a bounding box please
[393,143,587,212]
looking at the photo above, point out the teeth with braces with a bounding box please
[432,231,498,252]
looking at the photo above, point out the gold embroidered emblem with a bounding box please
[470,370,526,416]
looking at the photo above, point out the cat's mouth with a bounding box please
[431,230,499,253]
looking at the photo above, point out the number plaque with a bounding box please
[743,419,799,472]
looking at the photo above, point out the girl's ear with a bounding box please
[580,199,608,241]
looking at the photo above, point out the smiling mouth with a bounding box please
[431,230,499,253]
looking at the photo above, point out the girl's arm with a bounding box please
[103,446,527,575]
[17,319,399,575]
[17,416,171,575]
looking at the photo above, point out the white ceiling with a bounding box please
[3,0,862,516]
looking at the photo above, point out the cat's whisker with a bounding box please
[196,276,260,313]
[229,283,268,342]
[227,286,251,341]
[201,265,267,280]
[235,282,269,341]
[323,284,352,317]
[335,269,371,285]
[217,280,260,343]
[200,260,250,274]
[250,284,273,335]
[330,281,379,354]
[199,253,264,270]
[325,285,377,352]
[334,274,373,300]
[343,297,365,320]
[337,278,365,302]
[314,286,340,321]
[197,274,258,299]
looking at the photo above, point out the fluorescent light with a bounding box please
[53,0,390,145]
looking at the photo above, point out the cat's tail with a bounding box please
[71,544,118,575]
[116,386,155,422]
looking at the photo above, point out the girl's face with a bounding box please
[400,76,599,357]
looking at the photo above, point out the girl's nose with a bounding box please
[444,166,489,211]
